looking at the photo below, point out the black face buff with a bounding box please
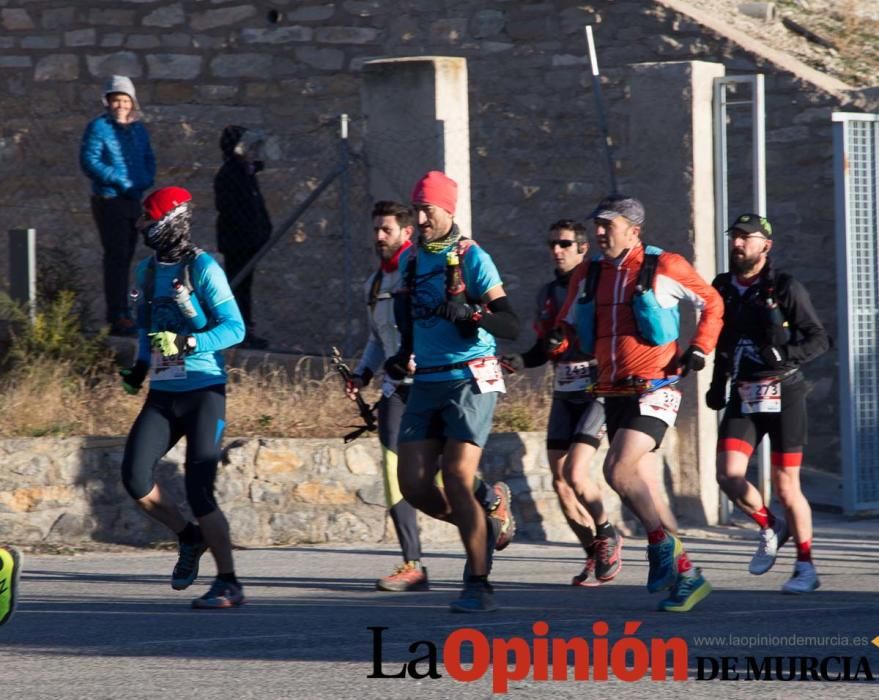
[143,202,195,261]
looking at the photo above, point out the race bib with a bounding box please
[468,356,506,394]
[554,360,593,392]
[638,386,681,427]
[737,379,781,414]
[150,349,186,381]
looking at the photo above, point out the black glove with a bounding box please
[705,381,727,411]
[119,360,150,395]
[759,344,787,370]
[544,325,569,359]
[434,300,476,324]
[679,345,706,377]
[499,354,524,374]
[384,351,411,382]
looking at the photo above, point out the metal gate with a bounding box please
[833,112,879,514]
[713,74,771,521]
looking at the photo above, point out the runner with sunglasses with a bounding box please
[502,220,621,587]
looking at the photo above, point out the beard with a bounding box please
[375,242,399,260]
[730,250,763,276]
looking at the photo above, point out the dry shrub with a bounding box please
[0,358,138,437]
[0,355,557,438]
[224,356,370,438]
[493,367,553,433]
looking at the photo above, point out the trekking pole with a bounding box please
[330,345,377,442]
[585,25,618,194]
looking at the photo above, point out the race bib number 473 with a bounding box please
[738,379,781,414]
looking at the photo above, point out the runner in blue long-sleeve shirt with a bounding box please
[119,186,246,609]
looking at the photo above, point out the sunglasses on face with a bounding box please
[548,239,576,249]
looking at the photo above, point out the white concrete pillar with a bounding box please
[361,56,472,236]
[627,60,726,526]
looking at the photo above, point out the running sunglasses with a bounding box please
[548,239,576,249]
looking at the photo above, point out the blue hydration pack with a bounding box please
[575,245,679,353]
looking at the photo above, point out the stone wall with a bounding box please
[0,1,877,472]
[0,434,680,547]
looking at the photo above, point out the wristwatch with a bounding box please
[185,335,197,353]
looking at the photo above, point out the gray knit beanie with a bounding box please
[102,75,140,112]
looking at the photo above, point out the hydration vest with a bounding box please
[574,245,679,353]
[138,249,213,331]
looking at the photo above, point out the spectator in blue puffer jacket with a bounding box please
[80,75,156,335]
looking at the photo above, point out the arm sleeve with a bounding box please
[191,257,246,352]
[781,278,830,365]
[519,338,548,367]
[654,252,724,353]
[477,295,519,340]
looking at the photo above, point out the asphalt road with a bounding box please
[1,512,877,699]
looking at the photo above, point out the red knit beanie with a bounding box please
[411,171,457,215]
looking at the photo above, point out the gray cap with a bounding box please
[590,194,645,225]
[102,74,139,109]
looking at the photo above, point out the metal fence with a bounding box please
[833,112,879,514]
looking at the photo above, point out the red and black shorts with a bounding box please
[718,374,807,466]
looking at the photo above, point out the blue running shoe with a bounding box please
[657,569,712,612]
[192,578,245,609]
[646,531,682,593]
[449,580,497,613]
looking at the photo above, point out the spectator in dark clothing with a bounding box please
[80,75,156,335]
[214,125,272,349]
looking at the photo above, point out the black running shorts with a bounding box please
[603,395,669,450]
[546,395,606,451]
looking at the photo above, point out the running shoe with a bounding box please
[490,482,516,551]
[191,578,245,609]
[657,569,712,612]
[571,553,599,587]
[781,560,820,594]
[376,561,429,592]
[0,546,22,626]
[646,531,683,593]
[749,518,789,575]
[171,539,208,590]
[449,580,497,613]
[594,533,623,582]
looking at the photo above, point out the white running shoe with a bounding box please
[781,560,820,594]
[749,519,789,575]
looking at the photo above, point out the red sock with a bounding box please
[677,551,694,574]
[796,540,812,563]
[750,506,776,530]
[647,527,666,545]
